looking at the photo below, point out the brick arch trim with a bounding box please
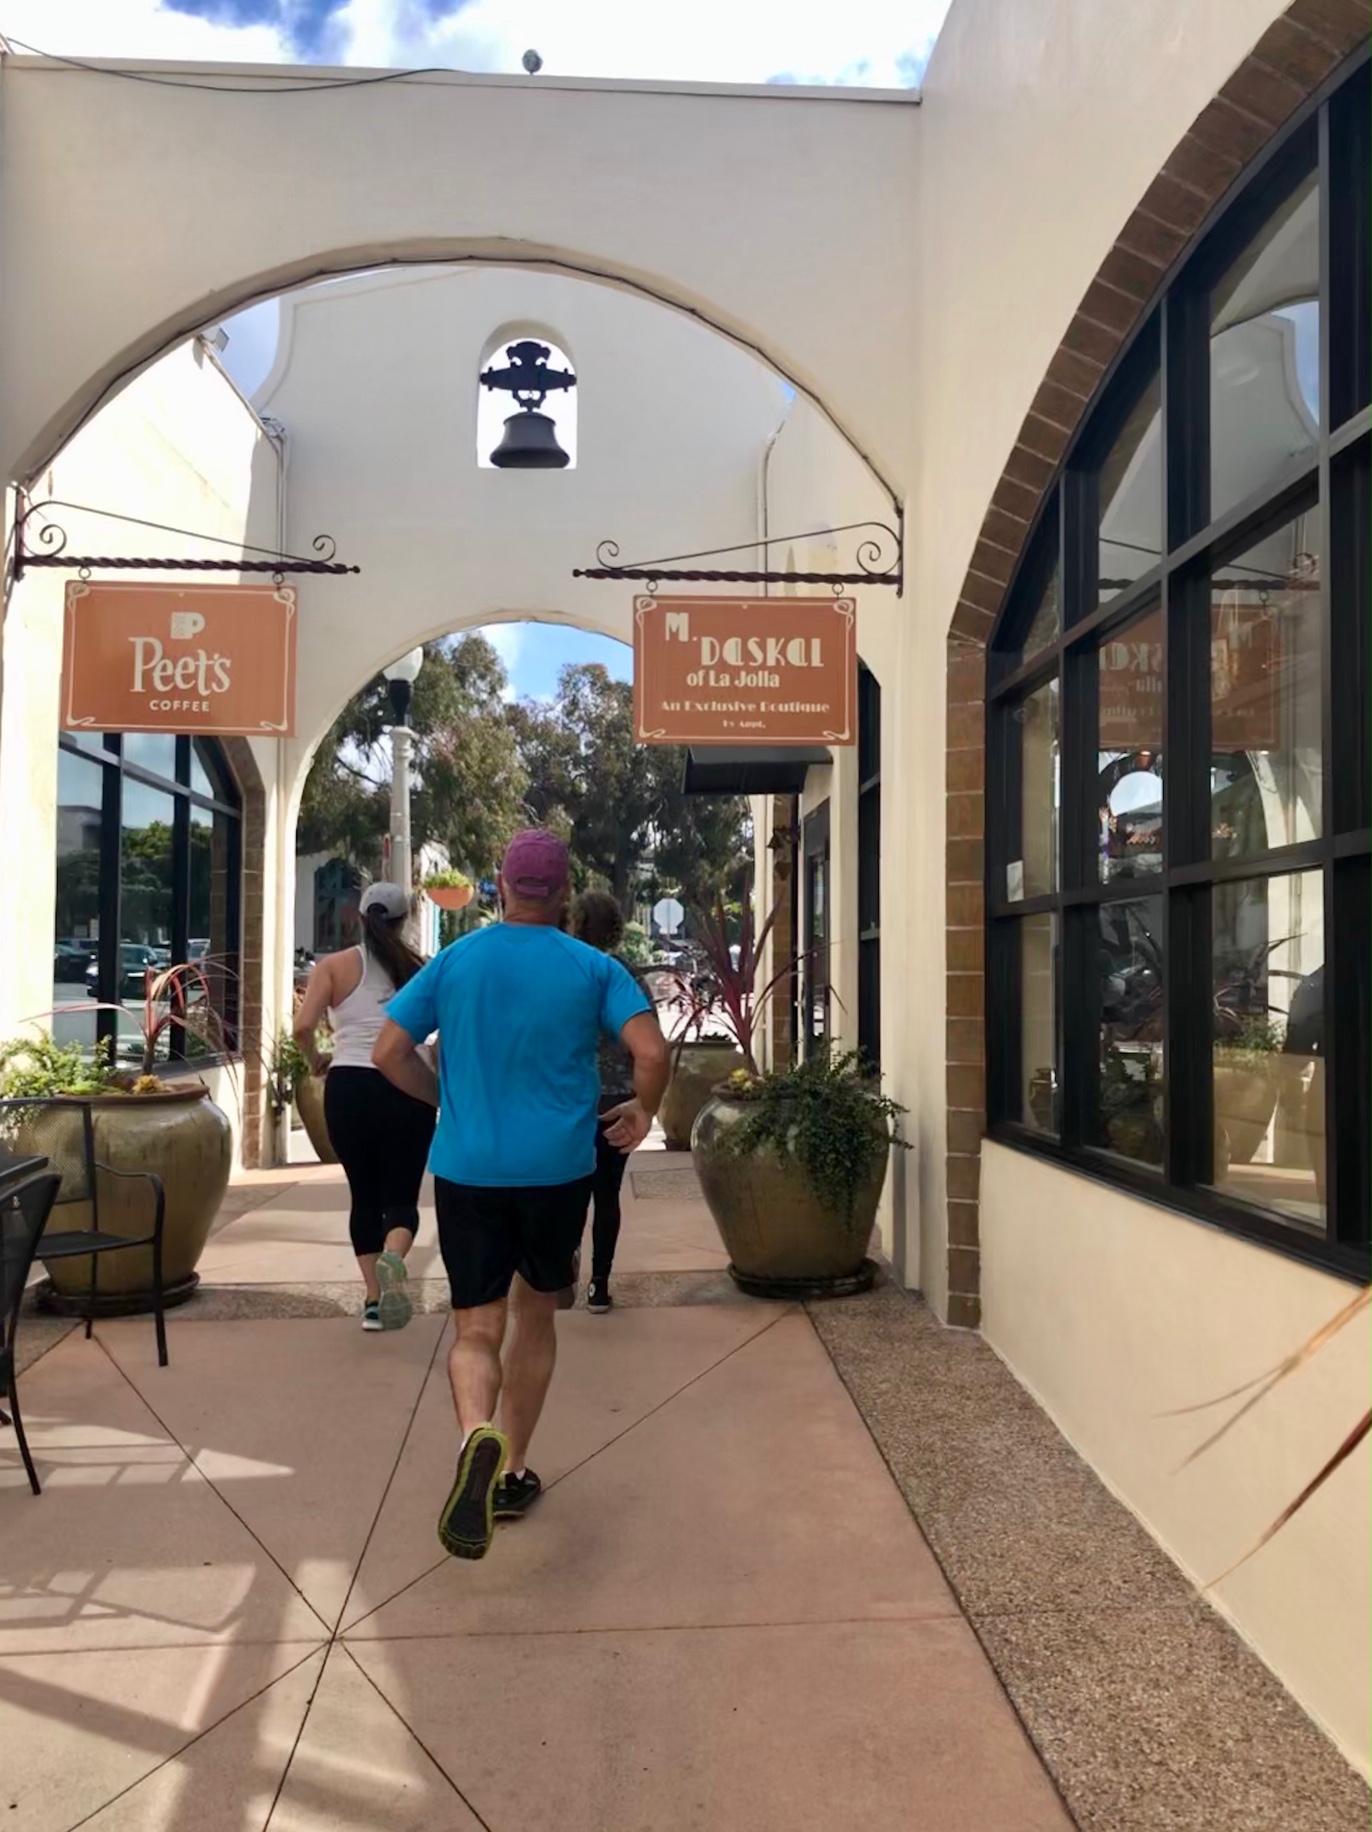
[942,0,1370,1330]
[221,737,268,1169]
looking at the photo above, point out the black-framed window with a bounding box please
[802,800,831,1055]
[987,53,1370,1279]
[857,663,881,1070]
[54,734,242,1068]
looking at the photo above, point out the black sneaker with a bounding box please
[437,1425,508,1560]
[587,1277,613,1314]
[493,1467,542,1521]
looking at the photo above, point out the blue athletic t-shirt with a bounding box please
[384,923,652,1188]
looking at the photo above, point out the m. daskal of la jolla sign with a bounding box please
[632,595,856,747]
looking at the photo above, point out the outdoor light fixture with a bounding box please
[480,339,577,469]
[382,647,424,724]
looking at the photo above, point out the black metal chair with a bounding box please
[1,1165,63,1494]
[0,1099,168,1369]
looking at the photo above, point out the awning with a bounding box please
[681,746,831,795]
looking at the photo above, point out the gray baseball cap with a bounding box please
[359,882,411,920]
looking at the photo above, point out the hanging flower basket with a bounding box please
[423,876,473,912]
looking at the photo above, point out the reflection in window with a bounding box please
[1013,676,1059,901]
[1097,604,1164,882]
[1091,897,1165,1166]
[1098,373,1162,602]
[1211,510,1322,859]
[121,782,176,1061]
[52,734,241,1065]
[1210,171,1320,522]
[52,750,105,1056]
[1020,914,1059,1135]
[1212,871,1325,1228]
[1022,560,1060,658]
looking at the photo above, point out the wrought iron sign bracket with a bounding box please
[572,518,904,597]
[11,494,360,584]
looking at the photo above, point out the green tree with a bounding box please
[298,635,528,880]
[510,663,750,913]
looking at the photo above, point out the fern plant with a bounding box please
[717,1049,907,1222]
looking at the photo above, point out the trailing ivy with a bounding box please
[718,1049,908,1224]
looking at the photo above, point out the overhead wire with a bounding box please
[0,32,454,92]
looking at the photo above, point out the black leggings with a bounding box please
[588,1125,630,1281]
[323,1067,436,1257]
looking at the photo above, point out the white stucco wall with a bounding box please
[0,60,918,497]
[981,1141,1371,1774]
[0,340,282,1166]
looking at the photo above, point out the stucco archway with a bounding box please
[0,55,917,499]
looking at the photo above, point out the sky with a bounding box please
[475,622,629,702]
[6,0,951,88]
[9,0,949,698]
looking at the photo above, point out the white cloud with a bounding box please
[6,0,950,87]
[1,0,293,62]
[478,620,525,698]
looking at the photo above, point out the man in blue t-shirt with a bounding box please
[373,829,668,1562]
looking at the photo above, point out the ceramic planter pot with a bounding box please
[295,1072,337,1163]
[21,1086,233,1313]
[1213,1051,1279,1164]
[691,1092,887,1298]
[658,1041,743,1149]
[425,884,473,912]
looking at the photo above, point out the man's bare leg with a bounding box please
[501,1276,559,1474]
[448,1297,508,1438]
[438,1297,511,1561]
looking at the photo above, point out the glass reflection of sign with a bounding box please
[1098,607,1280,753]
[633,594,856,746]
[61,581,297,736]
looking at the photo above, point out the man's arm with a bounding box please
[372,1017,440,1108]
[602,1011,670,1152]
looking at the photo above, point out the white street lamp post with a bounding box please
[382,648,424,894]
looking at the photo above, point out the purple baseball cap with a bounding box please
[501,829,570,901]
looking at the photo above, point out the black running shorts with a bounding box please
[434,1174,594,1310]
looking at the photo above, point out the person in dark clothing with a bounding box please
[570,892,649,1313]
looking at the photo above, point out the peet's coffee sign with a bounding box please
[633,594,856,746]
[62,581,297,736]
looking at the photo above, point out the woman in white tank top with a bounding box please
[293,882,436,1332]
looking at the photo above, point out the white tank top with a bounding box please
[328,946,397,1070]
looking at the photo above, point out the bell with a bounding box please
[489,408,570,469]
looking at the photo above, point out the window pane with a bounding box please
[122,732,178,782]
[1090,896,1165,1166]
[1098,372,1162,602]
[187,803,238,1056]
[1097,604,1164,882]
[190,742,216,800]
[1212,871,1325,1230]
[1210,508,1322,860]
[62,729,117,758]
[120,782,176,1064]
[1010,676,1059,901]
[1019,913,1059,1135]
[1210,170,1320,523]
[1022,559,1060,658]
[52,750,106,1058]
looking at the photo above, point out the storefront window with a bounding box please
[53,734,242,1067]
[1209,170,1320,524]
[857,665,881,1071]
[986,59,1369,1273]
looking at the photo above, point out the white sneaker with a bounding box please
[362,1299,383,1332]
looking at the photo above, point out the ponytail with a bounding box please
[362,902,424,989]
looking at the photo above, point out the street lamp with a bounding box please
[382,648,424,891]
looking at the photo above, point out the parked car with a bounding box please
[86,943,159,1003]
[53,940,97,983]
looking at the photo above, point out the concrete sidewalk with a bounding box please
[1,1151,1073,1832]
